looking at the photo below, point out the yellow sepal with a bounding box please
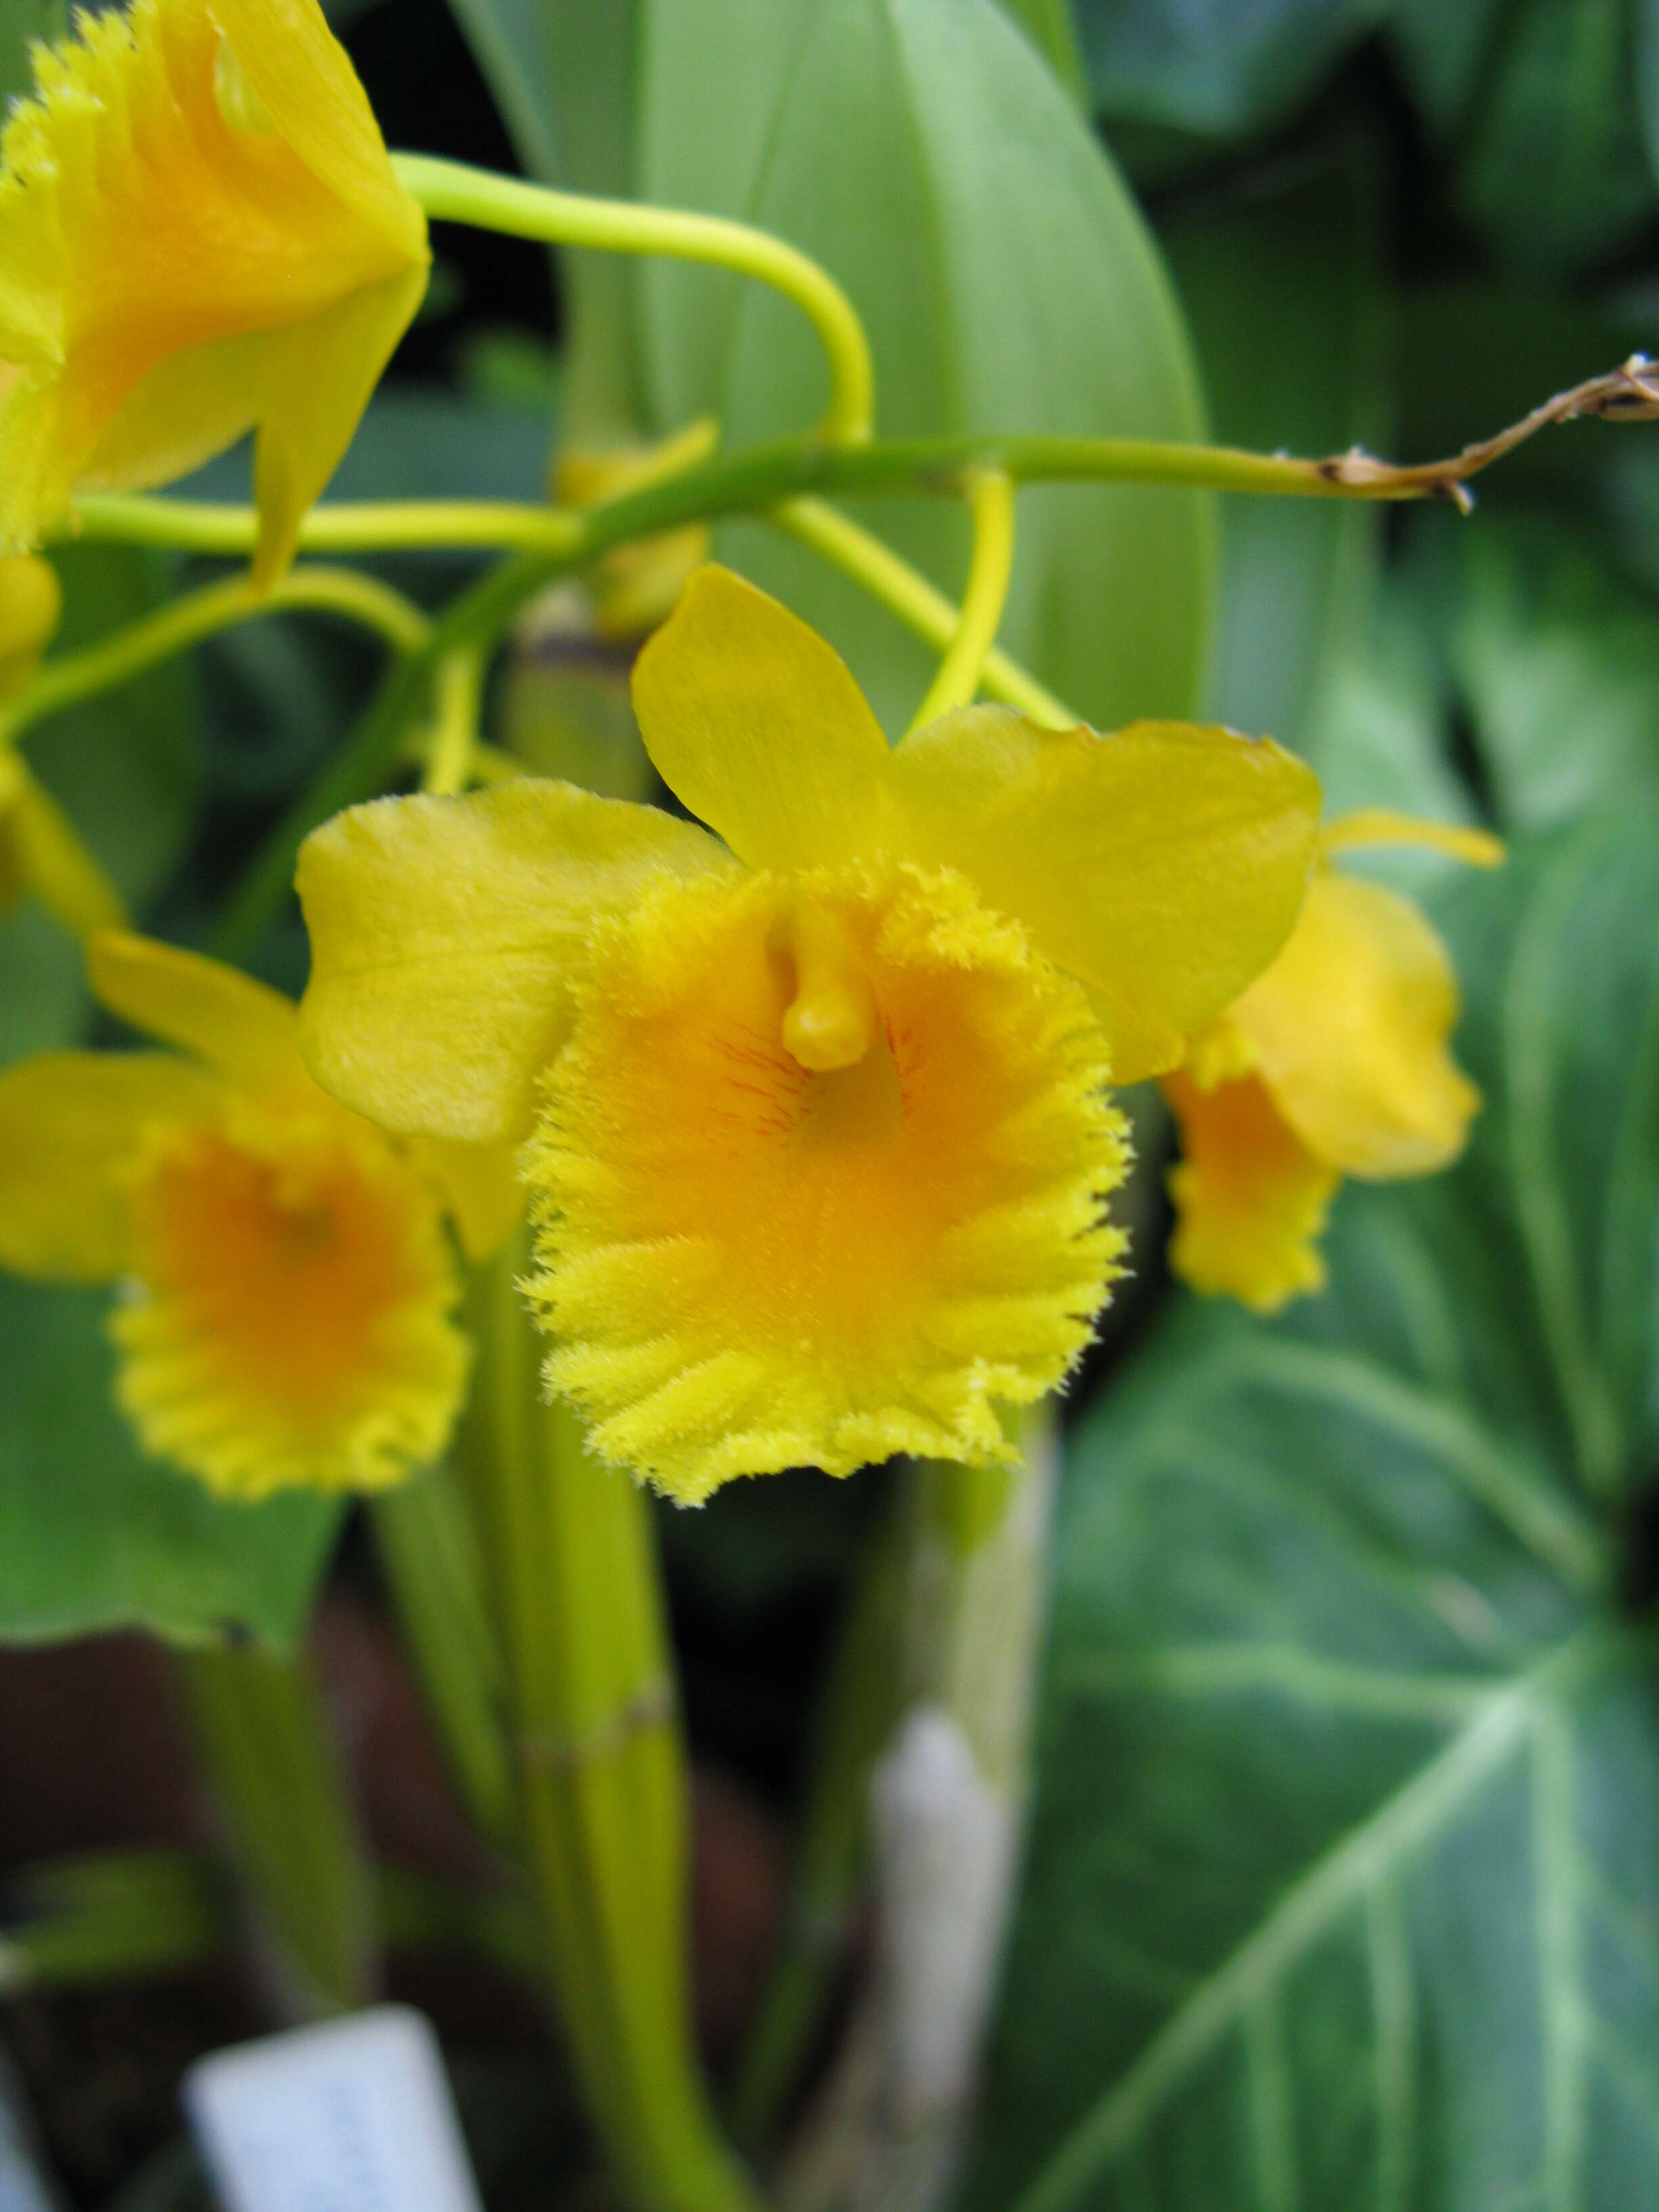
[88,930,305,1088]
[632,565,898,872]
[298,779,735,1145]
[0,1048,221,1281]
[1230,871,1481,1179]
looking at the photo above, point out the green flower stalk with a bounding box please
[455,1227,764,2212]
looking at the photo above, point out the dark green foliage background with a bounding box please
[3,0,1659,2197]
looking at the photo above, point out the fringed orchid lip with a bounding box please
[0,0,429,581]
[112,1094,469,1500]
[0,930,489,1501]
[523,863,1126,1504]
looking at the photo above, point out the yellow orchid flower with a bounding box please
[1162,810,1504,1313]
[298,565,1321,1503]
[0,931,518,1500]
[0,0,430,583]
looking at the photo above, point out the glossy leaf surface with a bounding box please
[636,0,1212,733]
[0,1278,342,1650]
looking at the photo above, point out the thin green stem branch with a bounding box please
[66,349,1659,569]
[392,153,875,446]
[907,469,1017,733]
[207,352,1659,962]
[64,494,581,559]
[2,567,430,746]
[773,495,1073,726]
[422,647,488,796]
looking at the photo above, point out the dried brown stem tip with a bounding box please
[1311,354,1659,513]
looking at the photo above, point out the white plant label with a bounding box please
[184,2005,483,2212]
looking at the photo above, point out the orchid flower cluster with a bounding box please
[0,0,1499,1519]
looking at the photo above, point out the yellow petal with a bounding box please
[0,554,60,696]
[1163,1067,1338,1313]
[523,861,1126,1503]
[1322,808,1504,868]
[88,930,304,1088]
[1,764,127,937]
[891,707,1323,1083]
[410,1136,525,1263]
[0,0,428,572]
[0,1049,220,1280]
[112,1089,469,1498]
[1232,871,1481,1179]
[298,779,734,1145]
[631,565,897,869]
[248,264,430,588]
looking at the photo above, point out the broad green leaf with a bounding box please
[969,808,1659,2211]
[1164,151,1387,756]
[443,0,647,439]
[1077,0,1380,136]
[1434,508,1659,830]
[636,0,1213,734]
[997,0,1088,103]
[0,1278,342,1650]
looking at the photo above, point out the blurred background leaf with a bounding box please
[1079,0,1382,138]
[0,1279,342,1650]
[634,0,1213,734]
[970,802,1659,2210]
[0,1,64,104]
[1164,144,1389,756]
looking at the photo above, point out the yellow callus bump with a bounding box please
[0,0,430,584]
[298,565,1323,1500]
[0,931,514,1500]
[1164,812,1504,1313]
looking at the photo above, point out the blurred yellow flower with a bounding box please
[299,566,1320,1501]
[552,419,718,642]
[0,553,61,699]
[0,0,429,583]
[0,933,516,1500]
[1164,811,1503,1313]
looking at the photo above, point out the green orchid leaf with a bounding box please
[0,1278,342,1650]
[970,806,1659,2210]
[1408,506,1659,832]
[635,0,1213,735]
[443,0,647,440]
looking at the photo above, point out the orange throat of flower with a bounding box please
[525,863,1127,1502]
[112,1092,468,1500]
